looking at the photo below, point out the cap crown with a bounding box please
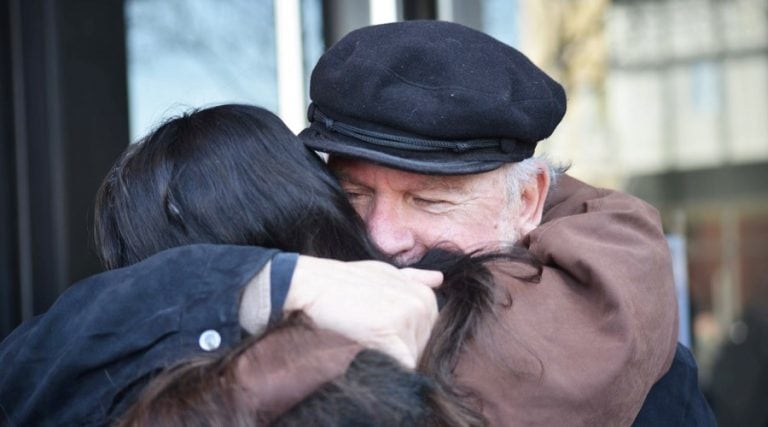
[303,20,567,174]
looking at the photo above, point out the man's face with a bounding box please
[329,157,524,266]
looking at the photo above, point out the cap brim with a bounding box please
[299,126,505,175]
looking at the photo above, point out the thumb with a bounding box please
[399,268,443,288]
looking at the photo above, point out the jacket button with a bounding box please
[198,329,221,351]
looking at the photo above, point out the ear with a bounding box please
[516,161,550,236]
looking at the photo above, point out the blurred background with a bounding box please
[1,0,766,424]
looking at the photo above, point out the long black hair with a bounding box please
[94,104,380,270]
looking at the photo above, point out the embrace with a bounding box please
[0,21,714,426]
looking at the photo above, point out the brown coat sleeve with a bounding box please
[454,175,679,426]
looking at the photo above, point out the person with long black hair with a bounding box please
[0,104,447,426]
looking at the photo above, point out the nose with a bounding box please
[364,199,418,263]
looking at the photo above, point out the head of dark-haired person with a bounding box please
[94,104,379,270]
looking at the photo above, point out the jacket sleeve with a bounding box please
[0,243,281,427]
[454,175,679,426]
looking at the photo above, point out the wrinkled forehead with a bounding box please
[328,154,505,194]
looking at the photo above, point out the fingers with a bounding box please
[399,267,444,288]
[284,256,440,369]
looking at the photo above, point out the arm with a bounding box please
[0,244,441,426]
[455,175,678,426]
[0,244,277,426]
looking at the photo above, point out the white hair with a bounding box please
[503,156,567,203]
[492,156,568,242]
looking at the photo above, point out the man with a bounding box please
[0,20,710,426]
[298,21,712,425]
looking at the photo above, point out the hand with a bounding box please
[284,256,443,368]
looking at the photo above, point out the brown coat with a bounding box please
[455,175,679,426]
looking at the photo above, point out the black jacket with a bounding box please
[0,244,283,426]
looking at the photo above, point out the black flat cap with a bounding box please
[299,20,566,175]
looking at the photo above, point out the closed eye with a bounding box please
[414,197,442,204]
[412,197,454,210]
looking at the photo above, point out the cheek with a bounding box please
[415,216,500,250]
[406,199,517,249]
[455,204,519,245]
[495,204,522,243]
[401,213,464,249]
[410,216,452,243]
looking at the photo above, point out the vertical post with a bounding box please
[275,0,307,133]
[709,0,731,163]
[403,0,435,20]
[1,0,130,338]
[322,0,369,47]
[1,0,22,337]
[436,0,453,21]
[369,0,399,24]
